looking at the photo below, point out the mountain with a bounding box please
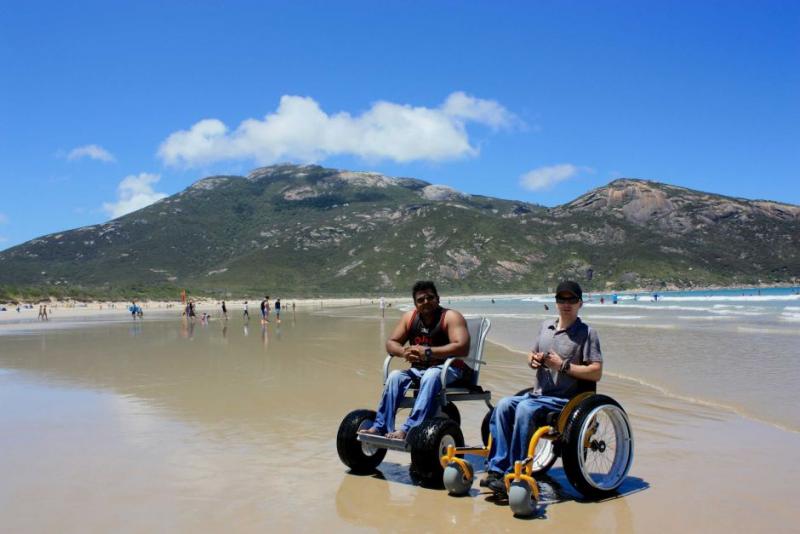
[1,164,798,299]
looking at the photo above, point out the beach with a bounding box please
[1,294,799,532]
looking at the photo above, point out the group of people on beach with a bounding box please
[176,296,296,324]
[359,279,602,497]
[239,297,294,323]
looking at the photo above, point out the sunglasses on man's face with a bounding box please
[415,294,437,304]
[555,295,580,304]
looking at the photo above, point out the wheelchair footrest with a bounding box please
[357,433,411,452]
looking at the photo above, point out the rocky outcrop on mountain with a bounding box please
[1,166,798,299]
[561,179,800,234]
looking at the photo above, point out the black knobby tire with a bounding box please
[408,418,465,488]
[561,394,633,499]
[480,389,530,446]
[480,408,494,446]
[336,409,387,474]
[441,401,461,425]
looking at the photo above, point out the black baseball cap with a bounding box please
[555,281,583,300]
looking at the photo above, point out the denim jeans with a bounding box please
[487,394,568,473]
[370,365,464,434]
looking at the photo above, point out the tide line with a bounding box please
[482,338,800,435]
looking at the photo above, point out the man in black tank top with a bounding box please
[361,281,471,440]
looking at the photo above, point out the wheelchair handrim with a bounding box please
[577,404,633,490]
[532,437,555,471]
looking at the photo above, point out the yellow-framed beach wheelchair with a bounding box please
[336,316,493,487]
[441,389,634,517]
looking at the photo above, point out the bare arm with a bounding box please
[385,311,413,357]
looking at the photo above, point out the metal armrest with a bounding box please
[439,357,459,405]
[382,353,395,384]
[439,356,485,404]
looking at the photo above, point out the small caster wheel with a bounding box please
[443,461,473,496]
[508,480,537,517]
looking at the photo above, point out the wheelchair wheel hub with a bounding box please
[590,439,606,453]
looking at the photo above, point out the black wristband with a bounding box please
[560,359,571,374]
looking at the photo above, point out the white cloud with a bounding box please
[158,92,519,167]
[441,91,519,130]
[0,213,8,224]
[67,144,116,162]
[520,164,591,191]
[102,173,167,219]
[0,236,7,243]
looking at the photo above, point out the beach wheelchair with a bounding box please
[440,387,634,516]
[336,316,492,487]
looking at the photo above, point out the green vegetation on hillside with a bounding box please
[1,165,797,299]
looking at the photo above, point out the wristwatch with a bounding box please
[424,347,433,362]
[560,359,571,374]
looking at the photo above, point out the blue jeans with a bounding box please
[371,365,464,434]
[487,394,568,473]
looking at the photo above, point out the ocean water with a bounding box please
[438,287,800,432]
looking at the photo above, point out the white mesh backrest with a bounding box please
[464,316,490,374]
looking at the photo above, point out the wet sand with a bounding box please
[1,308,798,532]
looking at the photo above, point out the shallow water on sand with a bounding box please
[1,309,799,532]
[447,292,800,432]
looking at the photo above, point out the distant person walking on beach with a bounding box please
[482,281,603,496]
[260,296,271,323]
[360,281,471,440]
[37,305,44,320]
[275,298,281,321]
[243,301,250,320]
[261,296,271,323]
[221,301,228,320]
[379,296,386,318]
[131,301,138,320]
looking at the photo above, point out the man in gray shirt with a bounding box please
[483,280,603,495]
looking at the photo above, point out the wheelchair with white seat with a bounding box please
[336,316,492,487]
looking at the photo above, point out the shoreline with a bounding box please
[2,304,799,531]
[0,284,800,312]
[5,301,798,436]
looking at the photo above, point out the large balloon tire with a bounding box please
[508,481,537,517]
[441,401,461,426]
[408,418,465,488]
[561,395,633,499]
[336,409,387,474]
[443,461,473,496]
[480,408,494,446]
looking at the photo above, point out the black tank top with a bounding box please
[407,307,466,370]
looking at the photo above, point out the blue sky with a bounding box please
[1,1,798,249]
